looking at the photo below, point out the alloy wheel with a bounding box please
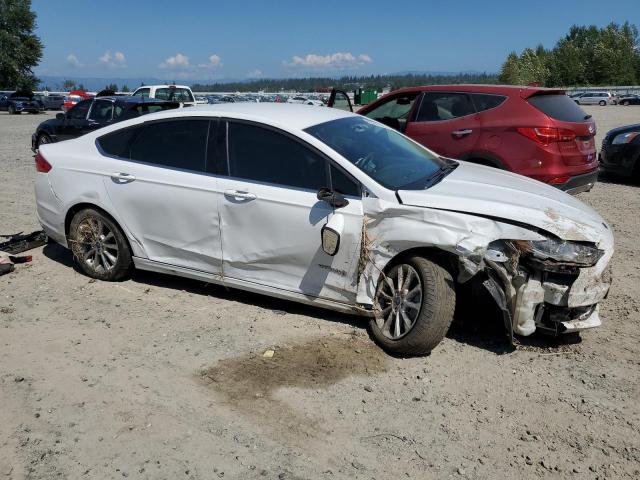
[74,217,119,273]
[374,264,423,340]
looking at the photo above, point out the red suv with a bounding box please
[328,85,599,194]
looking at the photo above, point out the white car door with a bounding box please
[216,121,363,303]
[100,118,223,274]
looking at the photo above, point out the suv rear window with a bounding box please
[528,94,589,123]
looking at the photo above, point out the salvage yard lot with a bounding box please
[1,107,639,479]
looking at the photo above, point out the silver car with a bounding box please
[575,91,613,106]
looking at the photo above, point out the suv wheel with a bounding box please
[8,105,16,114]
[599,100,607,106]
[69,208,132,281]
[370,256,455,356]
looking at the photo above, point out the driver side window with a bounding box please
[364,94,419,130]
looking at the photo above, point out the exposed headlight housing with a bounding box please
[513,238,603,267]
[612,131,639,145]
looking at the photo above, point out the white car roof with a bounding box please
[130,103,355,131]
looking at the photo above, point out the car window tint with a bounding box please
[113,104,126,119]
[130,120,208,172]
[155,88,194,102]
[471,94,507,112]
[97,126,143,158]
[70,99,92,119]
[527,94,589,122]
[89,100,113,122]
[330,164,360,197]
[416,92,475,122]
[135,88,150,98]
[364,94,418,123]
[227,122,327,190]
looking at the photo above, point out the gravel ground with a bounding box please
[1,106,639,479]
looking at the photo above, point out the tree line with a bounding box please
[192,73,499,93]
[499,22,640,87]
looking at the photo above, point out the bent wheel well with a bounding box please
[382,247,459,279]
[64,203,133,252]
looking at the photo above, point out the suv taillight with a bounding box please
[35,152,52,173]
[517,127,576,146]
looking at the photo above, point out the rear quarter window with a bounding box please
[471,94,507,112]
[528,94,589,123]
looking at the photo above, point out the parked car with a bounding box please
[599,124,640,179]
[328,85,599,194]
[287,95,324,106]
[131,84,198,106]
[63,90,94,112]
[34,104,613,355]
[574,91,613,106]
[0,90,41,114]
[617,94,640,106]
[31,96,179,151]
[33,94,65,111]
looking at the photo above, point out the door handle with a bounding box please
[452,129,473,138]
[110,172,136,183]
[224,190,257,201]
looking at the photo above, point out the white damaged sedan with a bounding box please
[34,104,613,355]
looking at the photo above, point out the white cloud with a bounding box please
[99,50,126,68]
[247,68,262,78]
[284,52,372,70]
[207,54,222,67]
[159,53,190,69]
[66,54,83,68]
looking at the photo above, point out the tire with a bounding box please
[599,100,606,106]
[36,133,52,149]
[69,208,132,281]
[623,101,630,106]
[8,105,16,114]
[370,256,456,356]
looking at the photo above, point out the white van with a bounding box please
[131,85,199,107]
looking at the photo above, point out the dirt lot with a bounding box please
[1,106,639,479]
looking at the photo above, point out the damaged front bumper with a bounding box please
[481,239,613,340]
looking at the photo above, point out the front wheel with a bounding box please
[69,208,132,281]
[599,100,607,106]
[623,101,630,106]
[36,133,52,149]
[370,256,455,356]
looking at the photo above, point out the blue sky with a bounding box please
[33,0,640,81]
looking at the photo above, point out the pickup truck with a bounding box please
[131,84,203,107]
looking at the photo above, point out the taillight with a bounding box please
[517,127,577,146]
[35,152,52,173]
[548,176,571,184]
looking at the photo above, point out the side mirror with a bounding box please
[317,187,349,208]
[56,113,65,120]
[321,214,344,256]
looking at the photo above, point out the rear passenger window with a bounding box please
[129,120,209,172]
[416,92,475,122]
[97,126,142,158]
[88,100,113,122]
[227,122,327,190]
[471,94,506,112]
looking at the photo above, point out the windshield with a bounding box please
[155,88,194,102]
[305,116,450,190]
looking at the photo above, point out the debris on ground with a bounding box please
[0,230,47,254]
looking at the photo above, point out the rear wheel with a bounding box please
[623,101,630,106]
[370,256,456,356]
[8,105,16,114]
[69,208,132,281]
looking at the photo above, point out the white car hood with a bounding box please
[397,162,609,243]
